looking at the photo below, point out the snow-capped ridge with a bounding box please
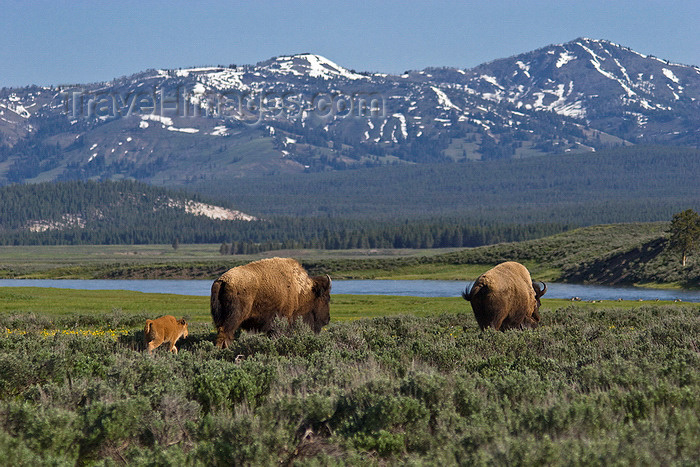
[1,37,699,181]
[260,53,367,80]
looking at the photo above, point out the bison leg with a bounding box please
[146,337,163,354]
[490,312,509,331]
[497,313,525,331]
[302,310,320,333]
[213,285,251,348]
[216,302,251,348]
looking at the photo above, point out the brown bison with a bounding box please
[462,261,547,331]
[144,315,189,354]
[210,257,332,348]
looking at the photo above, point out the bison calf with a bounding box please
[462,261,546,331]
[144,315,189,354]
[211,257,332,348]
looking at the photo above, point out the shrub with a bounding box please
[0,305,698,464]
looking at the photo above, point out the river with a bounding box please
[0,279,698,302]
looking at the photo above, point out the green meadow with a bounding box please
[0,286,679,324]
[1,222,697,289]
[0,286,698,465]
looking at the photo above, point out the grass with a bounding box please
[0,244,459,279]
[1,286,688,326]
[0,289,697,465]
[0,287,210,322]
[0,222,697,288]
[1,222,696,287]
[331,263,495,280]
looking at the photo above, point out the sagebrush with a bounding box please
[0,305,698,465]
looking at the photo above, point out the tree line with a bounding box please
[1,174,697,253]
[0,180,569,248]
[214,220,570,254]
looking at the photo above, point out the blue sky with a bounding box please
[2,0,698,88]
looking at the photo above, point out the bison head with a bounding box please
[306,274,332,332]
[178,318,189,338]
[530,281,547,323]
[532,281,547,304]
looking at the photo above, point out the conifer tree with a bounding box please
[668,209,700,266]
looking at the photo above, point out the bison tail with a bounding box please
[210,280,225,325]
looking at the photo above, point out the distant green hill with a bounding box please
[190,145,700,223]
[0,180,568,248]
[0,180,258,245]
[300,223,699,288]
[436,223,699,287]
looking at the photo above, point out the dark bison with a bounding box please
[210,257,332,348]
[462,261,547,331]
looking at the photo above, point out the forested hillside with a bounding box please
[1,144,698,247]
[0,180,568,247]
[192,145,700,222]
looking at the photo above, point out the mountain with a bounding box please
[0,38,699,187]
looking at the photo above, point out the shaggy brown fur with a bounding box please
[462,261,547,331]
[144,315,189,354]
[210,257,332,348]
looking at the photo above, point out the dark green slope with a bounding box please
[191,145,700,223]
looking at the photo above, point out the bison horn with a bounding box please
[326,274,332,288]
[537,281,547,297]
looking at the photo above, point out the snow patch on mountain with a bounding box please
[167,126,199,134]
[431,86,461,111]
[197,68,248,91]
[210,125,230,136]
[175,67,221,77]
[181,200,257,221]
[578,41,637,98]
[266,54,366,80]
[480,75,503,88]
[141,114,173,126]
[662,68,680,84]
[27,214,87,232]
[515,61,531,77]
[556,51,576,68]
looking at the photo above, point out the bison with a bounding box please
[210,257,332,348]
[462,261,547,331]
[144,315,189,354]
